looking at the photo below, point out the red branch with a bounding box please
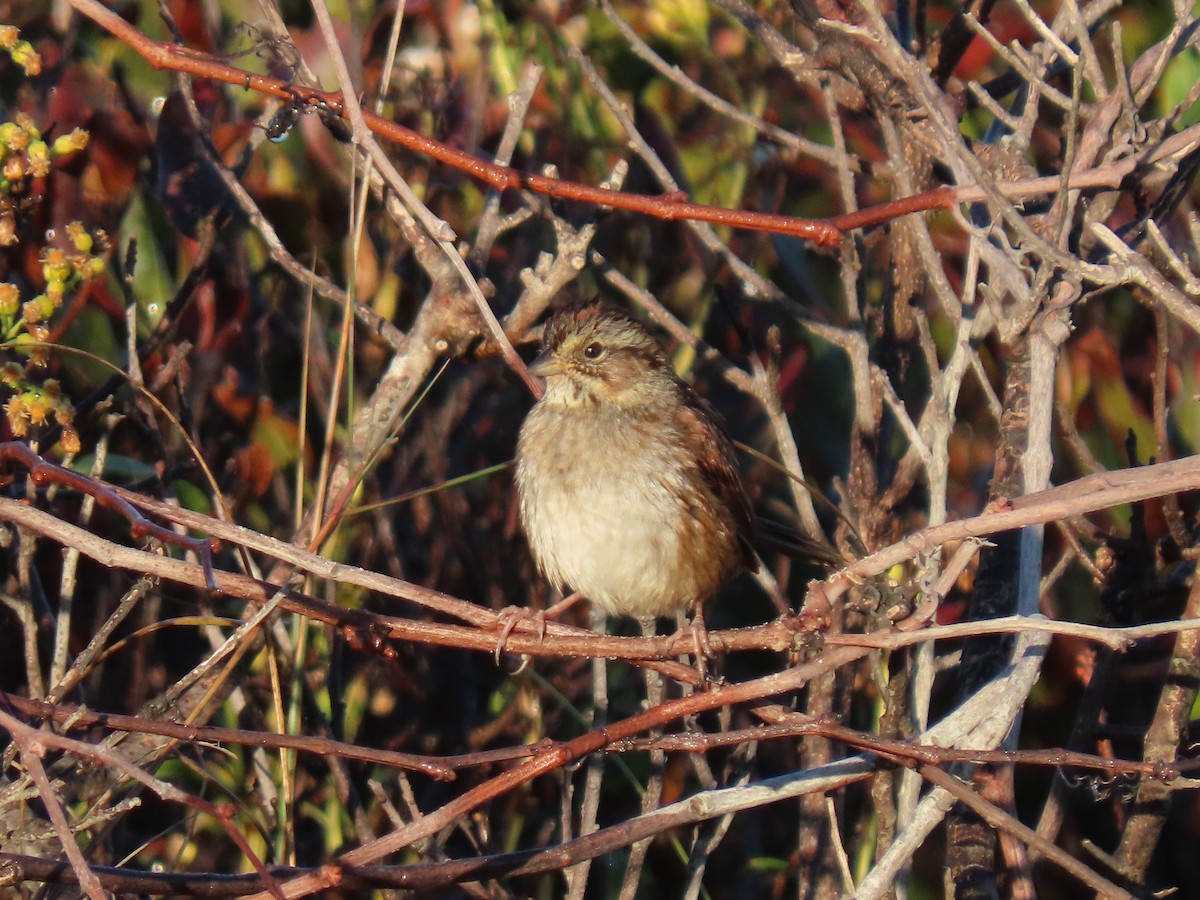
[0,442,220,590]
[68,0,847,246]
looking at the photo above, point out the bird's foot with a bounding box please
[493,606,547,666]
[493,592,583,666]
[678,609,718,684]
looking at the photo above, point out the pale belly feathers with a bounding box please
[517,400,735,618]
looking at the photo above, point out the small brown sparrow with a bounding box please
[516,298,778,665]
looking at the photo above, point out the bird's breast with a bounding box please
[516,401,740,618]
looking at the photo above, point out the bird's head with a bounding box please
[530,299,673,408]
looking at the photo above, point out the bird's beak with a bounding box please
[528,350,562,378]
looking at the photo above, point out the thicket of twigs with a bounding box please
[3,0,1200,897]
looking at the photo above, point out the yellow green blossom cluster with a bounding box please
[0,114,90,246]
[1,29,90,246]
[0,28,101,454]
[0,114,89,184]
[0,25,41,77]
[1,224,107,330]
[1,370,78,452]
[0,222,105,452]
[34,222,108,313]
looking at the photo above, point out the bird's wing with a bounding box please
[756,516,845,569]
[676,386,759,572]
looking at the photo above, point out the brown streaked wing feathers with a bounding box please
[756,516,844,569]
[675,384,759,573]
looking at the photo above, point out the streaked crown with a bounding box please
[544,299,665,361]
[534,299,672,405]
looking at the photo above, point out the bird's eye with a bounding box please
[583,342,604,360]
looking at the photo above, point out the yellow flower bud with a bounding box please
[22,299,45,324]
[14,113,37,139]
[41,248,70,283]
[27,141,49,178]
[5,395,28,436]
[26,392,49,426]
[52,128,89,157]
[3,155,24,182]
[0,121,26,152]
[66,222,92,253]
[0,283,18,317]
[11,41,41,77]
